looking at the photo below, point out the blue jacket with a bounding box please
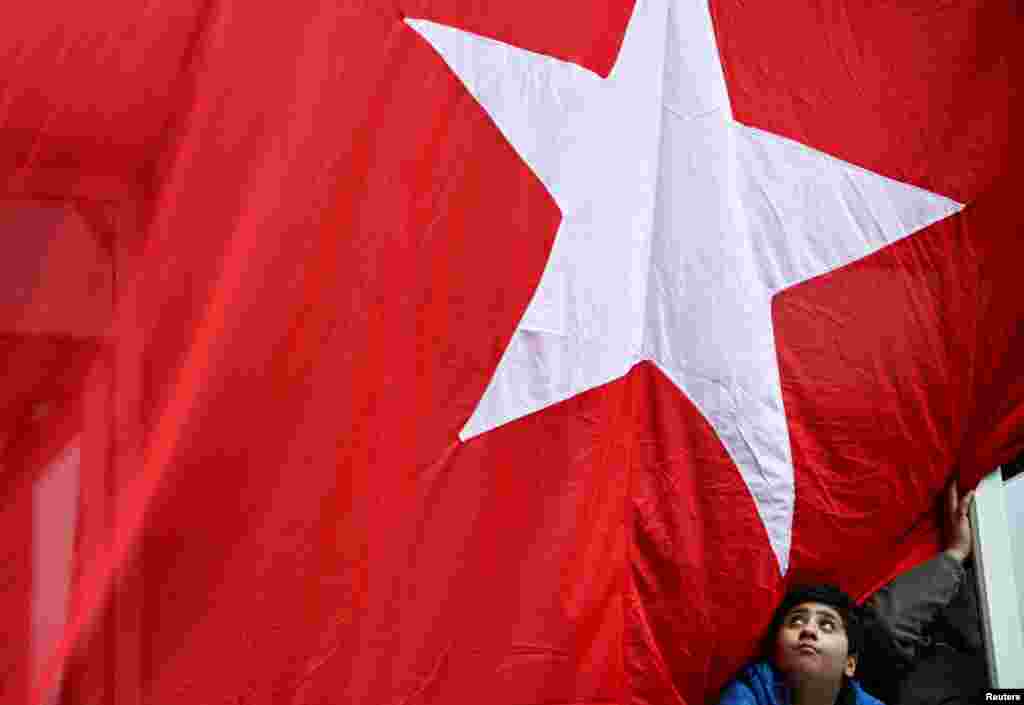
[718,661,885,705]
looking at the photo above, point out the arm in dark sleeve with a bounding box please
[866,553,965,662]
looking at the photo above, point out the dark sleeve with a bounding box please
[866,553,965,662]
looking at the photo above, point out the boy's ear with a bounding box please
[844,653,857,678]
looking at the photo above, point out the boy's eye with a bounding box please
[820,620,835,632]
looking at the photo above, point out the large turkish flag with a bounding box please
[1,1,1018,704]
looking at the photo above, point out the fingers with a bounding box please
[946,479,958,515]
[961,489,975,517]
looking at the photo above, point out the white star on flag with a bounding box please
[405,0,961,572]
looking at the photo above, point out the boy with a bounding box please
[718,584,883,705]
[719,483,976,705]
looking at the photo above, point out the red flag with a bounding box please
[1,2,1018,704]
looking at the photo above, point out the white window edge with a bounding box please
[971,467,1024,687]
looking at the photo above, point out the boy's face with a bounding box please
[773,601,857,685]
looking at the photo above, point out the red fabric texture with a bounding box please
[0,1,1018,703]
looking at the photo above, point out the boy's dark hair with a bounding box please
[763,584,864,659]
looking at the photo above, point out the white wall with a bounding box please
[1005,472,1024,649]
[973,469,1024,687]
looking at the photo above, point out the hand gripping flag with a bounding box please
[0,1,1018,703]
